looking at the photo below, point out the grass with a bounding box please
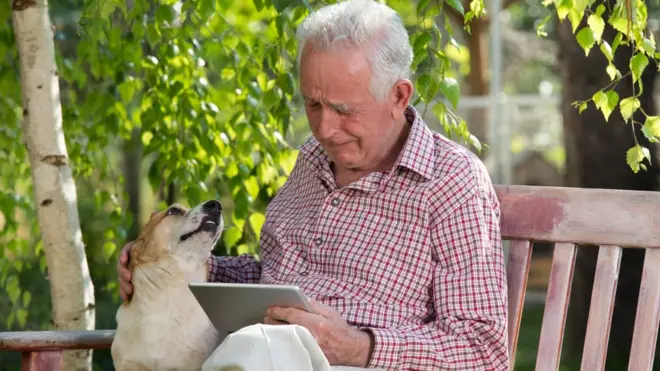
[513,304,582,371]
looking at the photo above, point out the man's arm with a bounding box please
[207,254,262,283]
[360,183,509,370]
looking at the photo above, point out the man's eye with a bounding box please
[167,207,183,216]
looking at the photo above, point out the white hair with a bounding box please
[295,0,413,102]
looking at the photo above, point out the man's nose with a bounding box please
[317,108,339,140]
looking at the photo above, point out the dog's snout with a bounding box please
[203,200,222,213]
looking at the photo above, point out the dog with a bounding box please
[111,200,224,371]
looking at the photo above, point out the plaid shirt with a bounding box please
[209,106,508,370]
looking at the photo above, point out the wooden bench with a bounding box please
[1,185,659,370]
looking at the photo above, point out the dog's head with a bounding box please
[128,200,224,271]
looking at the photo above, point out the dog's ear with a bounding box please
[150,211,158,219]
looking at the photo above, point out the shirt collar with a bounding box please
[298,105,436,181]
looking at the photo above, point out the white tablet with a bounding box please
[188,282,314,335]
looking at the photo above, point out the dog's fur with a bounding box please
[111,200,224,371]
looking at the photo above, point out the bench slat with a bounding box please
[505,239,533,370]
[628,248,660,371]
[21,351,62,371]
[580,245,622,371]
[495,185,660,248]
[535,243,576,371]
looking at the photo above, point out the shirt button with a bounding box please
[331,197,340,206]
[314,237,323,246]
[300,271,309,276]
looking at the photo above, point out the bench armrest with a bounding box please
[0,330,115,351]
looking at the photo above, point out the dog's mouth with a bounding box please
[180,213,221,242]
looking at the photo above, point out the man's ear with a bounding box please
[390,79,413,119]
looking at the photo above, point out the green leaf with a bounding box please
[578,102,588,114]
[536,14,552,37]
[416,0,432,14]
[272,0,296,12]
[117,78,136,104]
[6,275,20,305]
[592,90,609,119]
[244,176,260,200]
[592,90,619,121]
[248,212,266,240]
[156,5,175,24]
[587,14,605,42]
[22,291,31,307]
[413,31,433,55]
[16,309,27,328]
[606,64,618,81]
[235,244,250,255]
[576,27,596,55]
[103,241,116,260]
[641,37,656,56]
[574,0,589,15]
[223,226,243,248]
[630,53,649,83]
[446,0,465,15]
[439,77,460,109]
[620,97,641,122]
[611,33,623,55]
[197,0,216,17]
[642,116,660,142]
[555,0,571,20]
[599,41,613,62]
[605,90,619,121]
[627,145,651,173]
[277,72,295,96]
[567,9,582,33]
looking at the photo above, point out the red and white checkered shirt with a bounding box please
[209,106,509,370]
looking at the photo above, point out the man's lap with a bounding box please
[201,323,382,371]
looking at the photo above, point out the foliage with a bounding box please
[536,0,660,173]
[0,0,487,351]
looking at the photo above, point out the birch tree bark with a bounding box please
[11,0,95,370]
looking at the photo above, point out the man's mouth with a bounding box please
[180,213,220,242]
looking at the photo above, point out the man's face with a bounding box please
[299,42,400,172]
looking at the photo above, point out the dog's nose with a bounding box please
[203,200,222,213]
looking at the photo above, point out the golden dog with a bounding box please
[111,200,224,370]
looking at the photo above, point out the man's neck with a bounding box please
[333,119,411,188]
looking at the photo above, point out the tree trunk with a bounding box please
[465,19,490,148]
[557,1,659,366]
[11,0,95,370]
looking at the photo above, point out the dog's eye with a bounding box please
[167,207,183,216]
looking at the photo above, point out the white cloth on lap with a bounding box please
[201,323,381,371]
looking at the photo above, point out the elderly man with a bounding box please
[117,0,508,369]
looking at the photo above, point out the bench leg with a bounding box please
[21,351,62,371]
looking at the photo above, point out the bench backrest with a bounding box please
[1,185,659,371]
[499,185,660,371]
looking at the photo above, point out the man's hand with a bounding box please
[264,300,373,367]
[117,241,134,301]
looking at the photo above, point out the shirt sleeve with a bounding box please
[207,254,262,283]
[361,182,509,370]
